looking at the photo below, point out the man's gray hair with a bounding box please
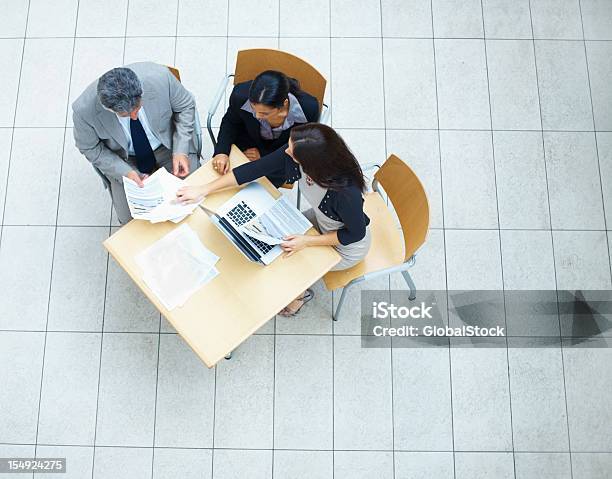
[97,67,143,113]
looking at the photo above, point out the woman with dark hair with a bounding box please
[177,123,371,316]
[212,70,319,186]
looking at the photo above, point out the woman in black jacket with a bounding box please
[212,70,319,187]
[177,123,371,316]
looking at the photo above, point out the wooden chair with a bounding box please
[323,155,430,321]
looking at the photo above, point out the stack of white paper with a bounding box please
[123,168,199,223]
[135,224,219,310]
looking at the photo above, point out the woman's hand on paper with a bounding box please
[212,154,230,174]
[176,185,208,204]
[281,234,309,257]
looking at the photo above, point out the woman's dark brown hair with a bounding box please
[290,123,365,192]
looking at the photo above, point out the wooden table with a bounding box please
[104,146,340,367]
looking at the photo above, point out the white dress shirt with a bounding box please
[116,106,162,156]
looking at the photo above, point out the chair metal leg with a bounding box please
[296,181,301,210]
[332,282,353,321]
[401,270,417,301]
[224,351,232,360]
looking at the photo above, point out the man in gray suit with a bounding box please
[72,62,201,224]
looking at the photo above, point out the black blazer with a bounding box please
[233,147,371,245]
[214,80,320,156]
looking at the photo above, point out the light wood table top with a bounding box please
[104,146,340,367]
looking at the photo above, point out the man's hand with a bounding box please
[281,234,310,258]
[212,153,230,174]
[244,148,261,161]
[125,170,145,187]
[172,153,190,177]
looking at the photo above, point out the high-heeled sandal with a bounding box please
[278,289,314,317]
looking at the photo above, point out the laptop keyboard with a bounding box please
[226,201,275,255]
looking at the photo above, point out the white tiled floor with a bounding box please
[0,0,611,478]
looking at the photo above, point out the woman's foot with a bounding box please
[278,289,314,317]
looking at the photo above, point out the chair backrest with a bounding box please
[374,155,429,262]
[167,66,181,82]
[233,49,326,113]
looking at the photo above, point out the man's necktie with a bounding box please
[130,117,156,174]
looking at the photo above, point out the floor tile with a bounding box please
[0,39,23,127]
[455,452,515,478]
[482,0,533,39]
[15,38,73,127]
[47,227,108,332]
[581,0,612,40]
[212,449,272,479]
[95,333,158,447]
[563,342,612,451]
[34,445,93,479]
[152,448,212,479]
[385,130,443,229]
[571,453,612,478]
[544,132,604,229]
[104,256,160,333]
[123,36,176,66]
[0,129,12,223]
[177,0,228,36]
[434,39,491,129]
[37,332,101,445]
[26,0,78,37]
[394,452,454,479]
[535,40,594,130]
[334,336,393,450]
[175,36,230,130]
[597,132,612,228]
[335,128,385,171]
[0,444,35,479]
[432,0,484,38]
[76,0,128,37]
[0,226,55,330]
[58,133,112,225]
[334,451,394,479]
[553,231,612,290]
[214,335,274,449]
[273,450,332,479]
[486,40,541,130]
[331,38,384,128]
[381,0,433,37]
[530,0,583,39]
[585,41,612,131]
[445,229,503,290]
[93,447,152,479]
[67,37,124,128]
[451,346,513,450]
[274,335,333,449]
[383,39,437,129]
[280,0,329,37]
[508,341,569,451]
[0,0,29,37]
[393,345,453,450]
[331,0,381,37]
[514,452,571,479]
[276,279,332,334]
[228,0,279,37]
[494,131,550,229]
[4,128,64,225]
[126,0,178,37]
[440,130,498,229]
[501,230,556,289]
[0,331,44,443]
[154,334,215,448]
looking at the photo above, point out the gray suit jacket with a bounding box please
[72,62,199,184]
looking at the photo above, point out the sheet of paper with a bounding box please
[135,224,219,310]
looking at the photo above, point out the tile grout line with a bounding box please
[33,2,80,474]
[527,1,574,477]
[577,0,612,285]
[479,2,518,477]
[328,1,335,477]
[429,1,457,477]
